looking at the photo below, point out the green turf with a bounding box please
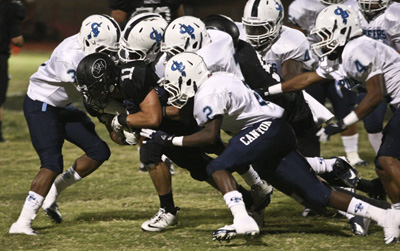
[0,51,395,250]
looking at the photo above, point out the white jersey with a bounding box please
[155,30,243,80]
[27,34,85,107]
[288,0,357,44]
[358,2,400,51]
[316,36,400,108]
[193,72,284,136]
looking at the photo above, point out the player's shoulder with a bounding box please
[272,26,308,52]
[343,36,376,63]
[289,0,324,13]
[52,34,85,65]
[385,3,400,22]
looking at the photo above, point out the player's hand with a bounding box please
[111,114,127,137]
[122,129,140,145]
[316,121,347,143]
[140,129,174,146]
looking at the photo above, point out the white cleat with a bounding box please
[380,209,400,244]
[141,207,179,232]
[212,216,260,242]
[9,222,39,235]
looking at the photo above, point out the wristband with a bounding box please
[162,106,168,119]
[117,114,128,128]
[343,111,359,127]
[172,136,184,146]
[268,84,283,95]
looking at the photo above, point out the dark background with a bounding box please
[21,0,293,42]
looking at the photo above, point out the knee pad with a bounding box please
[86,140,111,163]
[189,167,209,181]
[206,159,226,176]
[140,140,163,165]
[39,150,64,174]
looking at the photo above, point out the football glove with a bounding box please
[140,129,174,147]
[316,121,347,143]
[111,114,127,137]
[122,129,140,145]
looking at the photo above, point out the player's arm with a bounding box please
[110,9,127,24]
[261,71,325,96]
[125,89,162,128]
[281,59,303,80]
[351,74,385,122]
[140,115,223,148]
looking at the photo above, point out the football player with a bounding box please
[352,0,400,155]
[264,4,400,241]
[288,0,367,166]
[9,14,121,235]
[142,52,400,244]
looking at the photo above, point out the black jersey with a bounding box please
[109,0,183,24]
[235,39,315,133]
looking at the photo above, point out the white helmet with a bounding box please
[358,0,391,15]
[242,0,284,51]
[163,52,210,109]
[78,14,121,59]
[119,13,168,64]
[319,0,346,5]
[310,4,363,58]
[161,16,211,57]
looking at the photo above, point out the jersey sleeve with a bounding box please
[288,1,308,30]
[343,44,382,83]
[385,4,400,51]
[52,59,78,83]
[194,92,228,127]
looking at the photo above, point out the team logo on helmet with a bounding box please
[88,22,103,39]
[171,60,186,77]
[92,58,107,78]
[150,28,163,44]
[179,24,195,39]
[334,6,349,24]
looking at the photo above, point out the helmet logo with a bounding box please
[334,7,349,24]
[171,60,186,77]
[92,58,107,78]
[179,24,195,39]
[150,28,163,44]
[88,22,103,39]
[275,1,283,20]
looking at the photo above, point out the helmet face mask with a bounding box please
[242,0,284,51]
[163,53,210,109]
[161,16,211,56]
[118,13,167,64]
[76,53,120,113]
[358,0,390,16]
[310,4,363,59]
[78,14,121,60]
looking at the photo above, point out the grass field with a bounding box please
[0,51,396,250]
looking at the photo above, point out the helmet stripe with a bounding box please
[251,0,261,17]
[123,14,159,40]
[101,14,121,41]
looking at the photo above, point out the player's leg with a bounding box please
[41,105,110,223]
[10,97,65,235]
[357,92,386,153]
[139,140,178,232]
[0,54,9,142]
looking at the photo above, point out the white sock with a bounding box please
[16,191,44,225]
[42,166,82,208]
[341,134,359,154]
[240,165,263,186]
[368,132,383,154]
[306,157,335,174]
[224,190,248,219]
[347,198,387,226]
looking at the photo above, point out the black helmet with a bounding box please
[202,14,240,48]
[76,52,120,113]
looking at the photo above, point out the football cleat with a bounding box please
[250,180,273,211]
[212,225,237,242]
[141,207,179,232]
[213,216,260,242]
[9,222,39,235]
[348,216,369,236]
[380,209,400,244]
[43,202,62,223]
[332,157,359,188]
